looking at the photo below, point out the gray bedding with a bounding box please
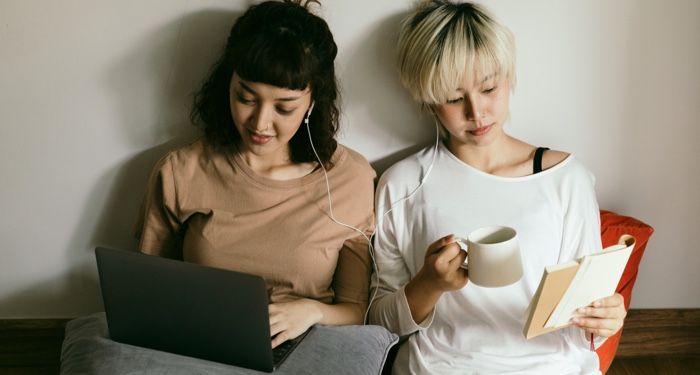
[60,313,397,375]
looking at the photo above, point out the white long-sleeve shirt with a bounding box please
[369,143,604,375]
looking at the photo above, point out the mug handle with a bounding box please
[456,237,469,270]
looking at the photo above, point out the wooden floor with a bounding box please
[608,356,700,375]
[1,309,699,374]
[0,319,65,375]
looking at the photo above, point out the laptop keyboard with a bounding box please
[272,331,308,366]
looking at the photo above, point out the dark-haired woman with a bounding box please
[135,0,375,349]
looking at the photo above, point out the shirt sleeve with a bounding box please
[558,162,607,349]
[367,173,435,336]
[332,232,372,310]
[133,153,183,259]
[558,163,602,262]
[331,157,376,310]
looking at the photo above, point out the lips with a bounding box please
[247,130,274,145]
[468,124,493,137]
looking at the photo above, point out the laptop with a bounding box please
[95,247,308,372]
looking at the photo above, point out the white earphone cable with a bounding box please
[305,105,440,324]
[304,110,376,323]
[365,120,439,319]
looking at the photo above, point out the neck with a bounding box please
[240,147,317,180]
[447,132,514,173]
[447,133,536,177]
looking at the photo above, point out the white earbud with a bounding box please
[305,101,315,125]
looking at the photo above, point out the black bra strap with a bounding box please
[533,147,550,174]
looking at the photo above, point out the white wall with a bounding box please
[1,0,698,318]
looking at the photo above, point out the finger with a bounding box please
[572,317,622,337]
[446,246,468,269]
[577,306,625,320]
[455,268,469,287]
[270,321,285,337]
[271,331,289,349]
[268,308,283,325]
[573,316,612,330]
[437,242,462,265]
[583,326,617,338]
[579,325,602,338]
[591,293,624,308]
[426,234,455,256]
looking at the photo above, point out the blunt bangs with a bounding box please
[233,30,313,91]
[191,0,340,165]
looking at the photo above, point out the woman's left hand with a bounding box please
[269,299,323,348]
[572,293,627,338]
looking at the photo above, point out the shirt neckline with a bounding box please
[439,142,574,182]
[228,144,347,189]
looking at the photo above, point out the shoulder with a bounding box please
[537,147,594,181]
[377,146,434,192]
[151,138,214,177]
[541,148,570,171]
[335,144,377,180]
[548,153,597,189]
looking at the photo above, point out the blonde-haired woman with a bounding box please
[369,1,626,373]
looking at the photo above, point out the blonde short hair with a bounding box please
[397,1,516,105]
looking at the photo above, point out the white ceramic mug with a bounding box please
[458,226,523,288]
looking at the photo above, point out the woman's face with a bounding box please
[229,73,312,161]
[432,73,511,147]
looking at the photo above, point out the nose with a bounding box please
[464,96,483,123]
[251,105,273,132]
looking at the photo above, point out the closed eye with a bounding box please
[275,106,295,115]
[235,94,256,106]
[446,97,463,104]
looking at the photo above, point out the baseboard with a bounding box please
[616,309,700,357]
[0,308,698,369]
[0,318,69,370]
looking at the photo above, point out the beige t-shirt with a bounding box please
[134,139,376,308]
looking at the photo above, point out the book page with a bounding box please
[523,261,580,339]
[545,243,633,327]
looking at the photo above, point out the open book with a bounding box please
[523,235,636,339]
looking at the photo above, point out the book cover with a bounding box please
[523,235,635,339]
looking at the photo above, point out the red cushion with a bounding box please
[595,210,654,373]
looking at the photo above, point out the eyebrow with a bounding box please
[456,73,498,91]
[237,80,305,102]
[479,73,497,84]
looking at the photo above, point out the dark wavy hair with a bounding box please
[190,0,339,166]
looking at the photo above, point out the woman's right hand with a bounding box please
[405,235,469,323]
[416,234,469,292]
[268,298,322,349]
